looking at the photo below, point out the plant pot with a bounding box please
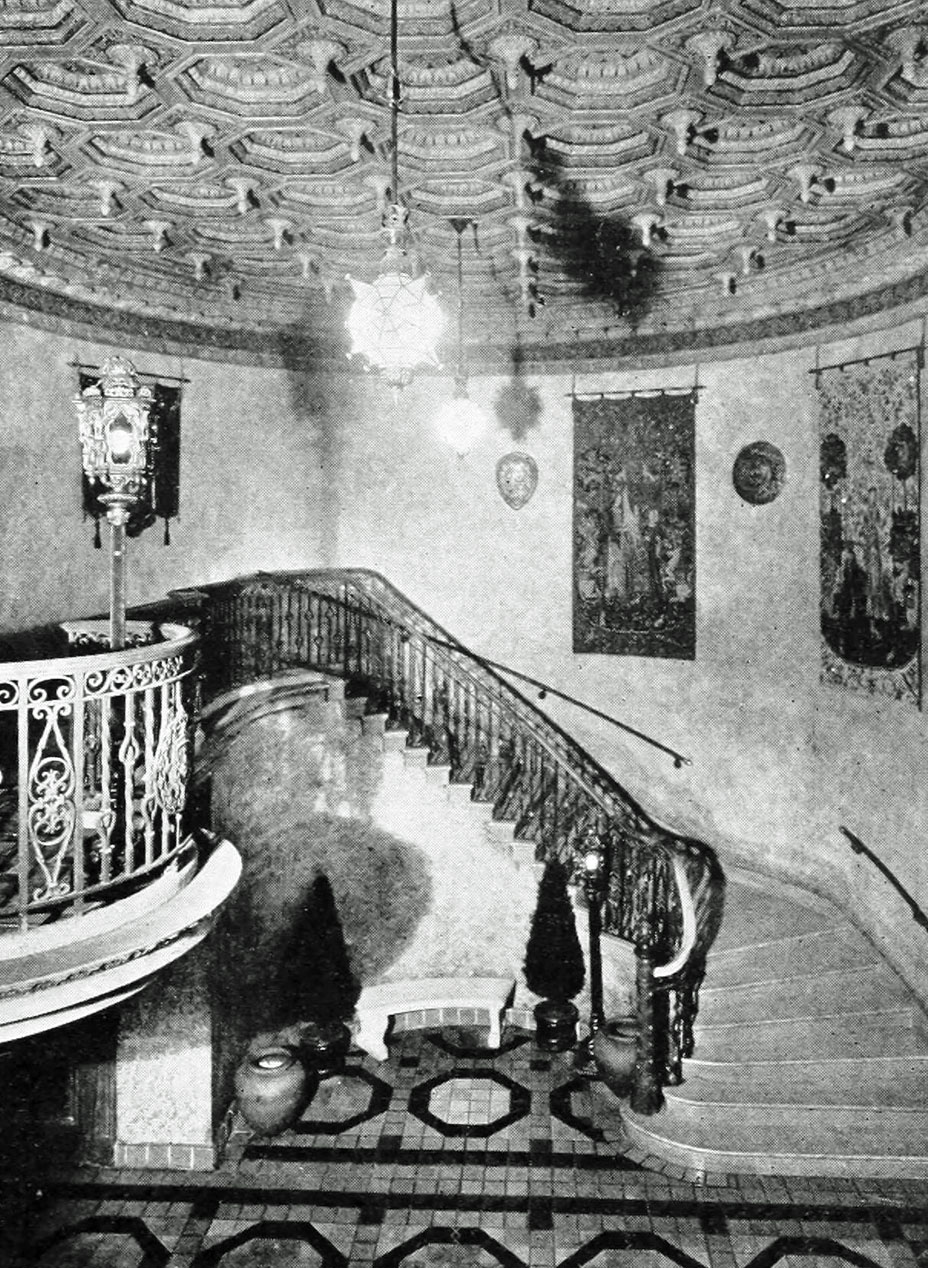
[593,1016,638,1096]
[533,999,579,1052]
[298,1020,352,1075]
[234,1044,306,1137]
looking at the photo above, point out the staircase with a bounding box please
[159,570,928,1178]
[619,874,928,1179]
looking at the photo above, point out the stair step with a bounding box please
[711,881,840,952]
[706,927,879,987]
[402,746,431,768]
[361,712,388,737]
[483,819,517,844]
[344,695,368,720]
[445,782,475,808]
[423,763,451,786]
[382,728,409,753]
[621,1106,928,1178]
[679,1057,928,1107]
[661,1095,928,1145]
[694,1006,922,1061]
[698,964,908,1024]
[511,840,539,868]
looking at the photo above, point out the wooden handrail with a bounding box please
[396,629,690,769]
[840,826,928,933]
[160,569,721,1107]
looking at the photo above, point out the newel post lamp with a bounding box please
[575,836,607,1074]
[75,357,153,651]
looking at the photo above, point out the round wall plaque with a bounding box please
[732,441,786,505]
[496,452,538,509]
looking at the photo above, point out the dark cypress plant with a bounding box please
[523,858,585,1004]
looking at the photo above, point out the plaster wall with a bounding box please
[2,309,926,1005]
[327,318,928,1006]
[0,320,328,632]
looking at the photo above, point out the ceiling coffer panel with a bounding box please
[0,0,927,356]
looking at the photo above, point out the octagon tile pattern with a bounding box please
[409,1070,531,1137]
[294,1068,394,1136]
[2,1027,926,1268]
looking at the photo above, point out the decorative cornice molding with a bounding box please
[3,264,928,371]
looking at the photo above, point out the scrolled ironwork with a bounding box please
[0,621,198,930]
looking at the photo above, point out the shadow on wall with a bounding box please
[214,813,432,1036]
[521,135,663,332]
[207,709,432,1038]
[281,370,347,569]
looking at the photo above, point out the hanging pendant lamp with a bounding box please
[345,0,444,389]
[433,219,487,455]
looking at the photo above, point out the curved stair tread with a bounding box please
[706,926,880,985]
[693,1007,924,1061]
[621,1107,928,1177]
[711,879,844,952]
[672,1060,928,1108]
[698,964,911,1026]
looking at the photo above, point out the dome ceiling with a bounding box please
[2,0,928,363]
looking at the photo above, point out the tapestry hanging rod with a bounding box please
[567,385,703,400]
[69,360,190,385]
[810,342,924,378]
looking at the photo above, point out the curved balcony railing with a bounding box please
[160,570,722,1112]
[0,620,198,933]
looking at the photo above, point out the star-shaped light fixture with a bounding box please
[345,0,444,389]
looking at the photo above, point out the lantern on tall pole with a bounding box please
[75,357,153,650]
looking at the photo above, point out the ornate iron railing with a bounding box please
[163,571,721,1111]
[0,620,198,932]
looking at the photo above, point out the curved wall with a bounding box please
[328,315,928,1006]
[0,321,331,632]
[2,305,926,1004]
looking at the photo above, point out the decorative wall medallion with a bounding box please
[732,441,786,505]
[496,452,538,509]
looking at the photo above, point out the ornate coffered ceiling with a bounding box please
[2,0,928,363]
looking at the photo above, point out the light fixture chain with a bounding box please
[390,0,400,204]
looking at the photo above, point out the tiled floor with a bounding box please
[3,1026,927,1268]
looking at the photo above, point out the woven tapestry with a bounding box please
[818,352,921,707]
[573,392,696,659]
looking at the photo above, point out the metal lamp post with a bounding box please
[75,357,153,651]
[575,839,607,1074]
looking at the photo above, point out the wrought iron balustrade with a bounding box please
[0,620,198,933]
[163,571,721,1112]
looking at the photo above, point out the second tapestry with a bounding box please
[818,350,921,707]
[573,392,696,659]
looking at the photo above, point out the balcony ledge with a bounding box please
[0,835,241,1044]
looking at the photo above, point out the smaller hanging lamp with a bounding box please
[433,219,487,455]
[345,0,444,389]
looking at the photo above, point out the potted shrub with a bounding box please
[523,858,585,1051]
[280,873,361,1075]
